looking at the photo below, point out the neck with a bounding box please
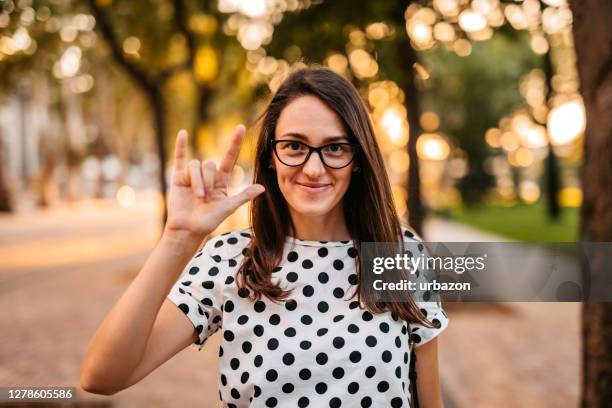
[288,203,351,242]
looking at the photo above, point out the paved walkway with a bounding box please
[423,217,581,408]
[0,198,580,407]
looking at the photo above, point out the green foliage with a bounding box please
[421,31,541,204]
[450,201,579,242]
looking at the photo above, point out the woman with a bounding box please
[80,67,448,407]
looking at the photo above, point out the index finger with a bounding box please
[174,129,188,171]
[218,124,245,174]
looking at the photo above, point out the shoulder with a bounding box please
[201,227,253,261]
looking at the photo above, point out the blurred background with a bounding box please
[0,0,610,407]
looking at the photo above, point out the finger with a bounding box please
[174,130,189,171]
[218,124,245,175]
[202,160,216,197]
[222,184,265,215]
[189,159,205,197]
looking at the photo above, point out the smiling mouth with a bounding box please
[295,182,332,193]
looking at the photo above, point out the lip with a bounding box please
[295,182,332,194]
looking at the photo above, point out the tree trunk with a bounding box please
[568,1,612,406]
[0,131,12,212]
[150,88,169,226]
[394,0,424,235]
[542,50,561,220]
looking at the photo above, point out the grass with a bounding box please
[449,201,579,242]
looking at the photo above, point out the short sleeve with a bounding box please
[401,226,450,347]
[167,239,224,351]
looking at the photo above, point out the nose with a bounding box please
[302,151,325,178]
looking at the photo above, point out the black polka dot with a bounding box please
[178,304,189,314]
[242,341,252,353]
[362,311,373,321]
[365,366,376,378]
[208,266,219,276]
[267,338,279,350]
[301,315,313,325]
[300,340,312,350]
[269,314,281,325]
[391,397,403,407]
[214,240,224,248]
[348,247,358,258]
[265,397,277,407]
[318,247,328,257]
[318,301,329,313]
[349,351,361,363]
[329,397,342,408]
[348,324,359,333]
[237,315,249,325]
[361,396,372,407]
[287,272,299,282]
[254,355,263,367]
[318,272,329,283]
[316,353,328,365]
[316,382,328,394]
[266,369,278,382]
[347,274,358,285]
[223,330,235,342]
[298,396,310,407]
[302,259,313,269]
[189,266,200,275]
[303,285,314,297]
[299,368,311,380]
[365,335,377,347]
[377,381,390,392]
[333,288,344,298]
[227,237,238,244]
[379,322,390,333]
[254,325,264,336]
[230,358,239,370]
[285,299,298,311]
[332,367,344,379]
[317,328,329,336]
[348,382,359,394]
[382,350,392,363]
[333,337,345,349]
[283,353,295,365]
[254,301,266,312]
[287,251,298,262]
[282,383,294,393]
[284,327,296,337]
[241,372,250,384]
[333,260,344,270]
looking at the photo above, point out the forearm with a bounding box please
[80,231,202,391]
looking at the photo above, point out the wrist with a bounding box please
[160,229,206,256]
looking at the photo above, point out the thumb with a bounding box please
[223,184,266,214]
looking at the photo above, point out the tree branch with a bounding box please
[87,0,155,92]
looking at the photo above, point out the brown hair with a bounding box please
[237,66,431,326]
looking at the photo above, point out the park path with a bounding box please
[423,218,580,408]
[0,195,580,407]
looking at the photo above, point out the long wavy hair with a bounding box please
[237,67,432,326]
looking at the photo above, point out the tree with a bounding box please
[568,1,612,406]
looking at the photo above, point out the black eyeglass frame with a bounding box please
[270,139,360,169]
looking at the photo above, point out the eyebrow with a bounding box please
[278,132,350,143]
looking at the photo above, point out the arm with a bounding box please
[414,337,444,408]
[80,126,264,395]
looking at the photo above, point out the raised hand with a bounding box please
[164,125,265,240]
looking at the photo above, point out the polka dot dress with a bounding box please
[167,226,449,408]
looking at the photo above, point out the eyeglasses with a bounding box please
[271,139,359,169]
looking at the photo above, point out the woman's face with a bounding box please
[272,95,356,218]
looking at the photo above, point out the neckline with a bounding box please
[285,235,354,247]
